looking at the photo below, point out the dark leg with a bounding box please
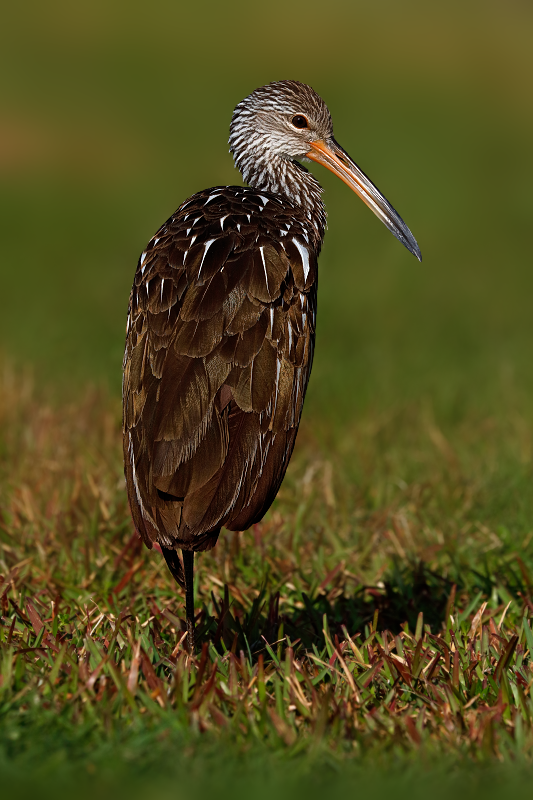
[183,550,195,654]
[161,546,195,653]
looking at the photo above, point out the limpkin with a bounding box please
[123,80,421,652]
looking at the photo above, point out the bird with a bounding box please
[122,80,421,653]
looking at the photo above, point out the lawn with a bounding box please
[1,0,533,795]
[2,358,533,795]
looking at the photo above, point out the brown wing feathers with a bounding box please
[123,186,317,553]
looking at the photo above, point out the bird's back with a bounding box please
[123,185,318,553]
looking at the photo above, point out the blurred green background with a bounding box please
[1,3,533,790]
[1,0,532,424]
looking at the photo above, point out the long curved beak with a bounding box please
[306,138,421,261]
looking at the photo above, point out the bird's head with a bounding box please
[229,80,333,163]
[229,79,421,261]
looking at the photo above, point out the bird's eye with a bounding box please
[291,115,308,129]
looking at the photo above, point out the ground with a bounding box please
[1,363,533,796]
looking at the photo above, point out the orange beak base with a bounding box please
[306,138,421,261]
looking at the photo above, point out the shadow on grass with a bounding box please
[198,553,533,659]
[197,561,453,656]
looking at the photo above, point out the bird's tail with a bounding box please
[160,531,221,589]
[161,546,185,588]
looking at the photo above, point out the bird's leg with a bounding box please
[183,550,195,654]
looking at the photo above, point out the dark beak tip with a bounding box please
[400,232,422,262]
[403,231,421,262]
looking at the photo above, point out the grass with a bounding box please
[1,0,533,793]
[1,360,533,795]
